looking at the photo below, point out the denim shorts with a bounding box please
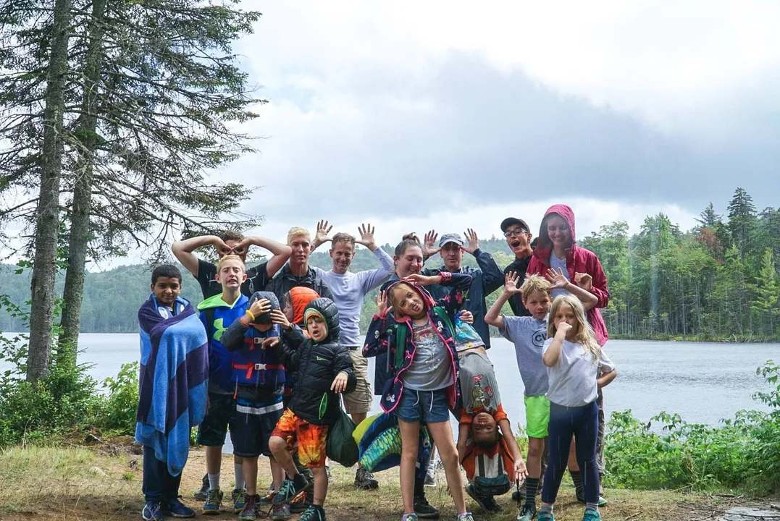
[396,387,450,423]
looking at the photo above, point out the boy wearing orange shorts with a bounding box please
[268,298,356,521]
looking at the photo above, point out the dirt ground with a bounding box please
[0,439,772,521]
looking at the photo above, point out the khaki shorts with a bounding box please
[342,347,372,415]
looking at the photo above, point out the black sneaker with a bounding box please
[194,474,209,501]
[516,502,537,521]
[482,495,502,513]
[465,484,490,511]
[413,495,440,519]
[142,501,163,521]
[354,467,379,490]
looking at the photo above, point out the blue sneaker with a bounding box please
[273,477,311,505]
[583,509,602,521]
[202,488,223,515]
[142,501,163,521]
[537,512,555,521]
[162,497,195,518]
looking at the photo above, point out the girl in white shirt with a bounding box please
[538,295,617,521]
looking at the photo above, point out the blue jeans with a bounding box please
[541,400,599,505]
[142,446,182,503]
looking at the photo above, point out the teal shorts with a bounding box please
[524,395,550,438]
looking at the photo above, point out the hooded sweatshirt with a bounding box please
[281,297,356,424]
[363,272,472,413]
[527,204,610,346]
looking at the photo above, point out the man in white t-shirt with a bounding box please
[311,221,394,490]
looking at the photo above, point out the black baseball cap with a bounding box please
[500,217,530,233]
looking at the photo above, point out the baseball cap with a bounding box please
[438,233,464,248]
[500,217,530,233]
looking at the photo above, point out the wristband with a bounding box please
[246,310,256,322]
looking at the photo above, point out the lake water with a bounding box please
[59,334,778,427]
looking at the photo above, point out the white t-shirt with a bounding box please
[543,337,614,407]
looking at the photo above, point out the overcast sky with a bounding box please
[189,2,780,255]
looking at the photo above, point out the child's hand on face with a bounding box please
[555,321,572,339]
[330,371,349,393]
[546,267,569,288]
[503,271,522,294]
[574,272,593,291]
[458,310,474,324]
[270,309,291,330]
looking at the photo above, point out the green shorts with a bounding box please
[524,395,550,438]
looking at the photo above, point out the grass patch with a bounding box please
[0,443,765,521]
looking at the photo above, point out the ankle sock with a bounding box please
[540,503,553,514]
[234,463,245,490]
[208,472,220,491]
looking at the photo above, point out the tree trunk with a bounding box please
[58,0,107,370]
[27,0,73,382]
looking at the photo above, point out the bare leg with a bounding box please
[311,466,328,506]
[527,437,545,479]
[243,457,258,496]
[427,421,467,514]
[269,435,298,478]
[398,419,421,515]
[270,455,284,491]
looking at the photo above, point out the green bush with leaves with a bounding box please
[98,362,139,434]
[605,360,780,495]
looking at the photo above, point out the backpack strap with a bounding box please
[432,305,455,336]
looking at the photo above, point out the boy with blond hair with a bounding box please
[485,271,596,521]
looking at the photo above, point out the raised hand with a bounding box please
[423,229,440,258]
[356,223,376,250]
[314,220,333,246]
[463,228,479,254]
[504,271,522,294]
[214,237,232,257]
[574,272,593,291]
[546,267,569,289]
[376,290,389,315]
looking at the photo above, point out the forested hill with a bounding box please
[1,190,778,340]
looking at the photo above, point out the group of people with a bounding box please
[134,203,617,521]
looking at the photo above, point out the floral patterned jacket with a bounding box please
[362,272,472,414]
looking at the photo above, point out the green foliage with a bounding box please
[606,360,780,495]
[0,362,103,447]
[98,362,139,434]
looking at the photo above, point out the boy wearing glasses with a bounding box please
[500,217,534,317]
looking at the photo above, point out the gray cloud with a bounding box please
[232,50,777,229]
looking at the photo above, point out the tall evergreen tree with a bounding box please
[727,187,757,260]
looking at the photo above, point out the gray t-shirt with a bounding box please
[403,320,454,391]
[459,350,501,414]
[543,338,615,407]
[500,315,549,397]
